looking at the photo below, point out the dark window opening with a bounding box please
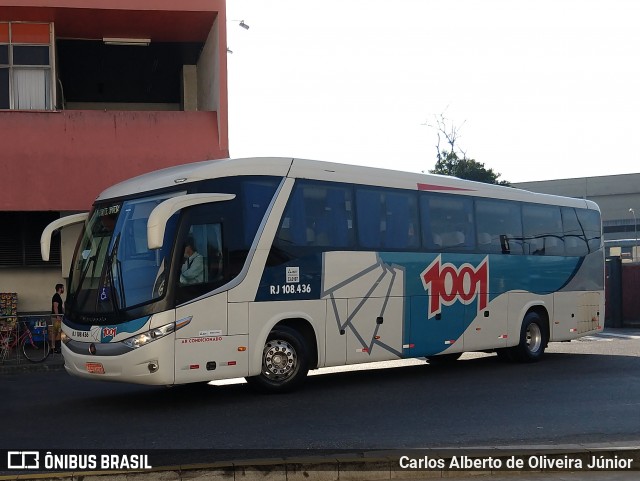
[0,212,61,267]
[56,39,203,108]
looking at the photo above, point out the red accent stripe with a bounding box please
[417,183,475,192]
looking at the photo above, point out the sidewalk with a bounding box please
[0,348,65,375]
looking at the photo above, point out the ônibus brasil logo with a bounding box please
[421,255,489,318]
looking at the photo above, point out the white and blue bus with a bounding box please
[42,157,604,392]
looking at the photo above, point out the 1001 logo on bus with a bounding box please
[420,255,489,318]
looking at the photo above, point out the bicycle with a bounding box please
[0,319,51,363]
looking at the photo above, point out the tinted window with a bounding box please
[421,194,475,251]
[356,188,419,249]
[562,207,589,256]
[12,45,49,65]
[0,68,8,108]
[576,208,602,253]
[475,199,523,254]
[276,182,354,248]
[522,204,564,256]
[0,45,8,64]
[176,176,279,304]
[242,180,279,246]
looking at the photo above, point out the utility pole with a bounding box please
[630,208,638,262]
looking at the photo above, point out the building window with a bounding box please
[0,212,61,267]
[0,22,53,110]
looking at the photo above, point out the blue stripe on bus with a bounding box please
[379,252,582,356]
[256,251,582,356]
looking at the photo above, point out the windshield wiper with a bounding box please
[75,236,108,308]
[106,233,126,312]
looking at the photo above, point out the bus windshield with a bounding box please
[70,193,181,315]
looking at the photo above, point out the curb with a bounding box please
[1,445,639,481]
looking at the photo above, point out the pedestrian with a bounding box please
[50,283,64,353]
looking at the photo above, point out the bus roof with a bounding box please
[96,157,600,211]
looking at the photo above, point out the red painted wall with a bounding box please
[622,264,640,323]
[0,110,229,210]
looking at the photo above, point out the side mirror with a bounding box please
[41,213,89,261]
[147,193,235,250]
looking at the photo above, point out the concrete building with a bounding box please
[515,173,640,259]
[0,0,229,312]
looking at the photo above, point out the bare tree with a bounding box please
[425,112,510,186]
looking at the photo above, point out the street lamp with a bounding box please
[230,19,250,30]
[227,20,250,54]
[630,208,638,261]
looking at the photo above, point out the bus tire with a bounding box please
[245,326,309,393]
[511,311,548,363]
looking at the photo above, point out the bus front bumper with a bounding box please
[62,335,175,385]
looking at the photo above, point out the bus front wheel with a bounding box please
[246,326,309,393]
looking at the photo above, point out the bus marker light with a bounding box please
[356,348,369,353]
[476,327,481,331]
[402,344,415,349]
[374,336,381,340]
[499,334,508,339]
[570,328,578,333]
[444,340,455,345]
[189,364,199,370]
[237,346,247,352]
[228,361,237,366]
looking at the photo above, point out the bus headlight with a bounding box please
[122,322,175,349]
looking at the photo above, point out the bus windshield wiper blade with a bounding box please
[106,233,125,312]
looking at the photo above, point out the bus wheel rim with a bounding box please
[263,339,297,381]
[526,323,542,353]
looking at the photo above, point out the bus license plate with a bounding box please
[86,362,105,374]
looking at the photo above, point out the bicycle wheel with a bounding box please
[22,336,50,363]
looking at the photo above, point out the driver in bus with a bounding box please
[180,238,204,285]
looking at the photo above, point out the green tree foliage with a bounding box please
[426,113,510,186]
[431,151,510,186]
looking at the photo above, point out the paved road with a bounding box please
[2,330,639,459]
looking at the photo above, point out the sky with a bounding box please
[225,0,640,183]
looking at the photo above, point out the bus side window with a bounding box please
[420,193,475,251]
[576,208,602,253]
[474,199,523,255]
[356,188,419,250]
[275,182,354,249]
[356,189,383,248]
[562,207,589,257]
[522,204,564,256]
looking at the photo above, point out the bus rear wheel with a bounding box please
[246,326,309,393]
[510,311,548,362]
